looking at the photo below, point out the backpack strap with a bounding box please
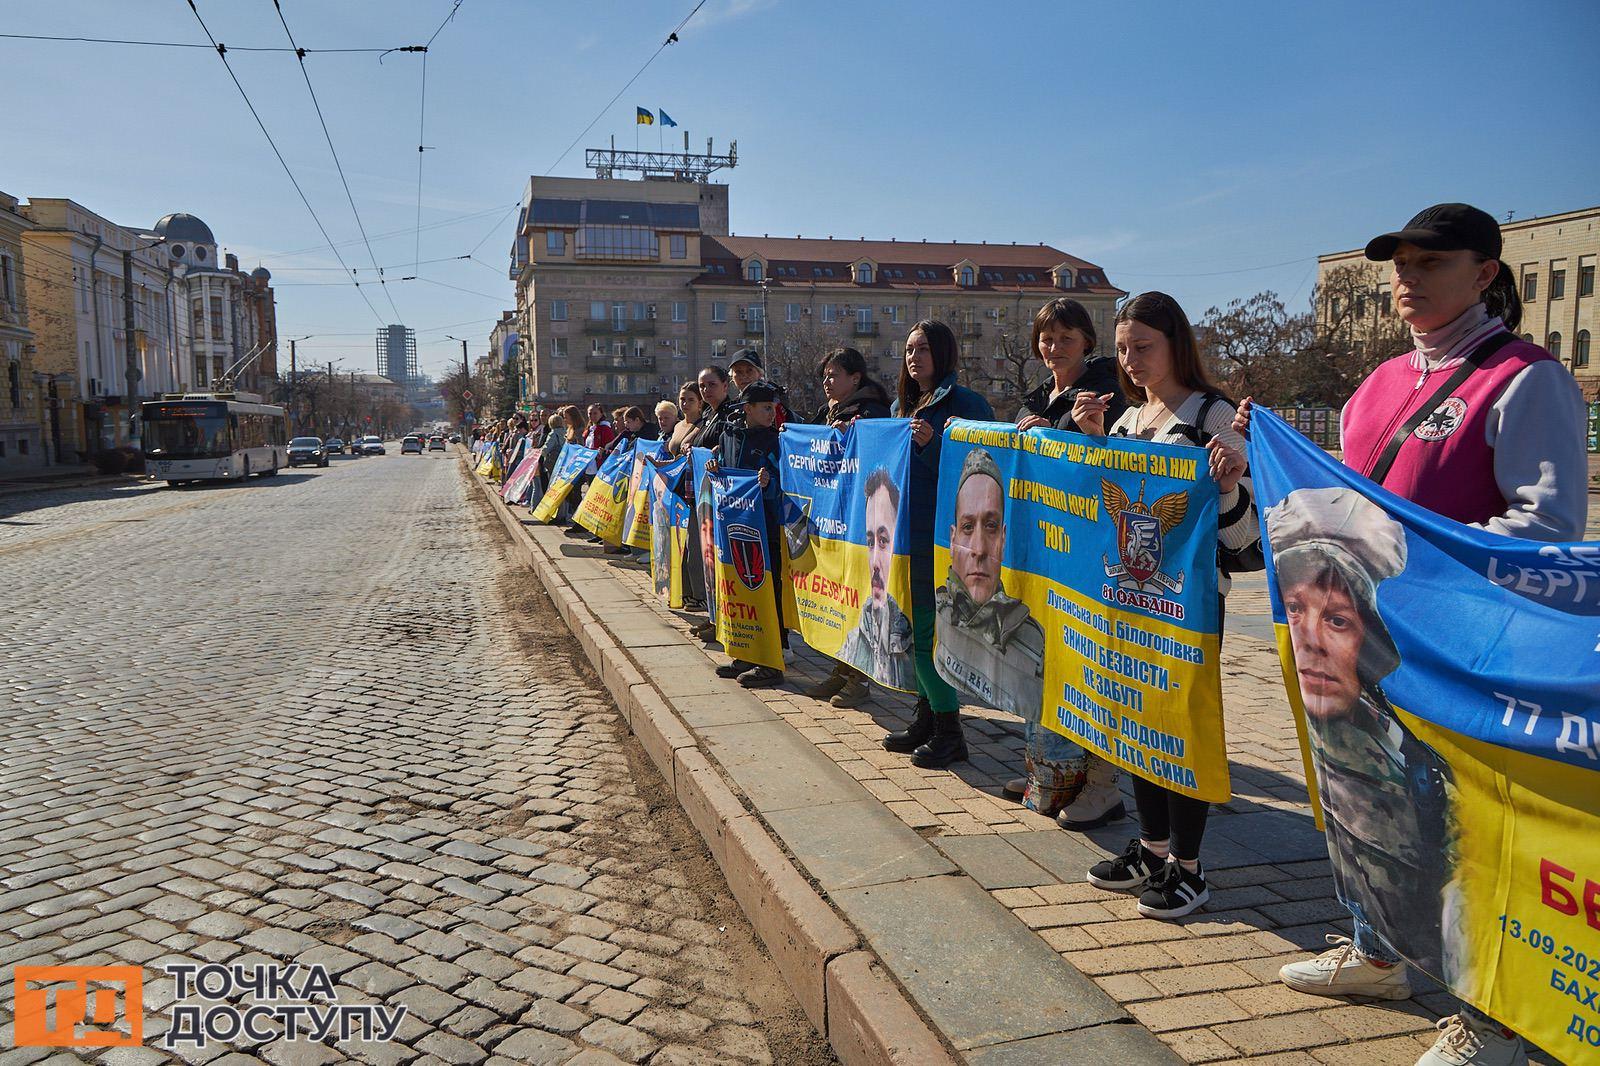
[1366,331,1516,487]
[1171,393,1224,447]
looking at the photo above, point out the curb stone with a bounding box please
[463,452,954,1064]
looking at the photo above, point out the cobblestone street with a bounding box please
[0,456,830,1065]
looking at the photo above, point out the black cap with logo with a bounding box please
[729,348,763,371]
[1364,203,1502,262]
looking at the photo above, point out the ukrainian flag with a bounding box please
[658,109,678,128]
[636,107,654,125]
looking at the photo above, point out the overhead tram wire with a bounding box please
[0,31,419,53]
[413,1,464,279]
[464,0,710,262]
[184,0,387,328]
[256,203,515,261]
[271,0,404,323]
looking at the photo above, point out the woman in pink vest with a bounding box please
[1238,203,1587,1066]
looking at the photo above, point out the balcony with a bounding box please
[585,356,657,373]
[960,322,984,339]
[853,322,880,337]
[582,319,657,336]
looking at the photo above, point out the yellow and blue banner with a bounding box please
[934,419,1227,801]
[779,420,915,691]
[691,448,720,622]
[531,442,597,523]
[473,442,503,481]
[575,441,638,543]
[647,453,691,608]
[712,467,784,670]
[1250,407,1600,1056]
[622,440,669,550]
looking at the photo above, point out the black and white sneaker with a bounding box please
[1137,861,1209,919]
[1086,838,1165,892]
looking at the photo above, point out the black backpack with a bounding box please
[1170,394,1265,576]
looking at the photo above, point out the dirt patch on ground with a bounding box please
[471,480,836,1065]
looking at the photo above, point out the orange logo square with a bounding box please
[13,965,143,1047]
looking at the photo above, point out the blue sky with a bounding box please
[6,0,1596,378]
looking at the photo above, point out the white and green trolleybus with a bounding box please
[140,393,288,484]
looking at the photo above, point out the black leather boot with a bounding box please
[911,711,968,769]
[882,698,934,753]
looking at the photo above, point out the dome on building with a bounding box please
[250,266,271,281]
[153,213,216,245]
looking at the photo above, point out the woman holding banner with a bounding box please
[803,348,895,709]
[668,384,703,456]
[1071,291,1255,919]
[1237,203,1586,1066]
[684,366,742,636]
[1009,298,1131,823]
[884,321,994,769]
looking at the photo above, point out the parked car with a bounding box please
[402,436,424,455]
[325,437,345,455]
[287,437,329,468]
[448,434,461,443]
[360,435,386,456]
[427,435,446,451]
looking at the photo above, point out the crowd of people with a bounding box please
[470,202,1586,1066]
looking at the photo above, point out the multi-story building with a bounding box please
[20,202,279,457]
[0,190,44,471]
[488,310,521,408]
[507,172,1122,416]
[1316,204,1598,399]
[376,325,418,399]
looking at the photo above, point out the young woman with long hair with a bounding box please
[1071,292,1256,920]
[883,320,994,768]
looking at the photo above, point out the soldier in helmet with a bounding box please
[1268,487,1457,988]
[934,448,1046,721]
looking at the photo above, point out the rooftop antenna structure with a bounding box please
[587,132,736,183]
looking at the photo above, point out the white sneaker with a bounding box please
[1277,934,1412,1000]
[1417,1014,1527,1066]
[1056,756,1126,830]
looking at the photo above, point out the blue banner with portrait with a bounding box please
[933,419,1227,801]
[779,420,916,691]
[646,453,691,608]
[1250,407,1600,1055]
[530,442,597,523]
[712,467,784,670]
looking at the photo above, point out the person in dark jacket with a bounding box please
[804,347,894,707]
[1011,298,1132,827]
[707,379,787,687]
[686,366,742,638]
[885,320,994,768]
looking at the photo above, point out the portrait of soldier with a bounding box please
[696,466,719,623]
[933,448,1045,718]
[1266,486,1456,979]
[836,468,915,689]
[650,465,674,599]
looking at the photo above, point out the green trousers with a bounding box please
[911,557,960,714]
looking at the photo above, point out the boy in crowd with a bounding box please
[709,380,787,688]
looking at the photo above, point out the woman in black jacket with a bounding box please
[803,348,894,708]
[1012,299,1132,831]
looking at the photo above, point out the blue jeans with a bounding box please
[1352,908,1495,1027]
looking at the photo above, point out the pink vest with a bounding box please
[1341,330,1554,526]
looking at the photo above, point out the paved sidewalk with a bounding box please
[522,533,1463,1064]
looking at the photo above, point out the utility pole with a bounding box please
[288,338,297,432]
[122,250,142,441]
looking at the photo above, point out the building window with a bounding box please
[821,304,837,324]
[1380,291,1392,315]
[550,337,568,359]
[210,295,224,341]
[856,263,873,285]
[1330,297,1342,319]
[1551,268,1566,300]
[785,303,801,324]
[1574,330,1590,368]
[670,235,687,259]
[1523,273,1537,302]
[890,305,904,325]
[1580,263,1595,298]
[589,301,606,322]
[960,266,975,287]
[553,374,569,395]
[711,302,727,323]
[746,305,764,331]
[856,307,873,331]
[672,301,687,323]
[576,224,658,261]
[1547,332,1562,360]
[0,255,11,307]
[712,339,727,357]
[633,302,648,321]
[611,303,626,329]
[745,261,763,282]
[551,299,568,321]
[546,231,565,255]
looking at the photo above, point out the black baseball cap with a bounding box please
[1364,203,1501,262]
[741,379,779,403]
[729,348,763,370]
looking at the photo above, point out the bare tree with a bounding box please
[964,321,1034,416]
[1198,291,1299,401]
[765,316,849,418]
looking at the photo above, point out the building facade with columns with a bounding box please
[507,174,1123,417]
[0,190,45,472]
[1316,204,1599,400]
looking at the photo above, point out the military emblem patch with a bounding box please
[728,522,767,590]
[1101,478,1189,619]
